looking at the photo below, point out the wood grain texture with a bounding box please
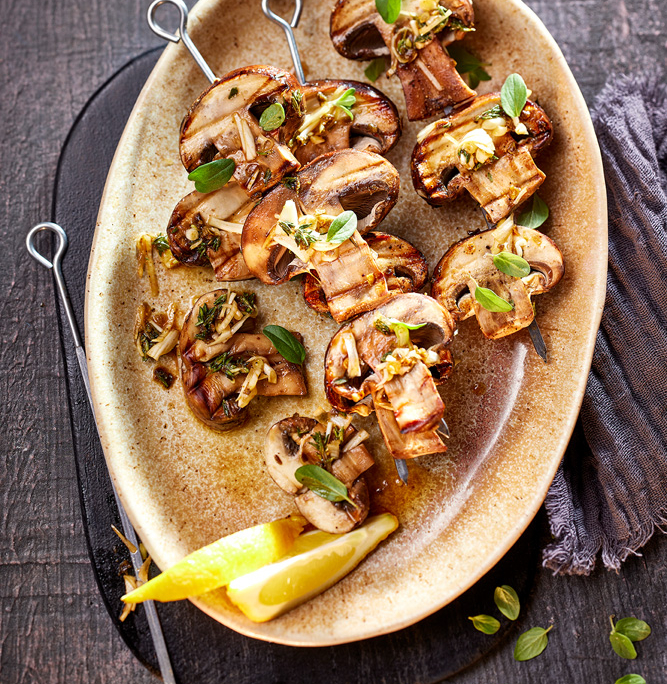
[0,0,665,682]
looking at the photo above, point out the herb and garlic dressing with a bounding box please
[292,86,357,147]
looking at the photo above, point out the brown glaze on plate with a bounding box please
[85,0,607,646]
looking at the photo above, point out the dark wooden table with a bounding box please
[2,0,666,682]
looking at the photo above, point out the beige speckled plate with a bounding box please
[86,0,606,646]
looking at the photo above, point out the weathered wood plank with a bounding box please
[0,0,665,682]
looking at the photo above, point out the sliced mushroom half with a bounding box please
[242,150,401,322]
[303,231,428,314]
[431,219,565,339]
[412,93,553,222]
[179,290,307,431]
[167,185,254,281]
[180,65,300,194]
[330,0,476,120]
[324,293,454,460]
[281,80,401,164]
[265,416,374,533]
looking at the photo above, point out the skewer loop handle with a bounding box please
[261,0,305,85]
[147,0,216,83]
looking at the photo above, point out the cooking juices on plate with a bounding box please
[128,0,565,624]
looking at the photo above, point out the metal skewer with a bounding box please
[395,459,409,484]
[26,223,176,684]
[261,0,305,85]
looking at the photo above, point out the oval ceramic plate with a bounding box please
[86,0,606,646]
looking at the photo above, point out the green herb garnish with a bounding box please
[515,194,549,229]
[475,104,504,122]
[364,57,387,82]
[138,323,160,360]
[469,615,500,635]
[309,431,330,463]
[228,86,238,99]
[474,285,514,313]
[153,367,174,389]
[500,73,528,119]
[333,87,356,119]
[493,252,531,278]
[333,377,347,385]
[374,315,427,347]
[263,168,272,183]
[448,45,491,90]
[262,325,306,365]
[326,210,357,243]
[291,90,303,116]
[259,103,286,131]
[295,464,357,506]
[237,292,257,316]
[494,585,520,620]
[282,176,300,192]
[614,618,652,643]
[615,676,646,684]
[152,234,170,255]
[514,626,553,661]
[195,293,227,340]
[209,352,249,379]
[188,158,235,193]
[375,0,401,24]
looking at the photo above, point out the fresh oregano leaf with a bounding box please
[327,210,357,243]
[374,315,427,347]
[259,103,286,131]
[615,618,652,642]
[262,325,305,365]
[493,252,531,278]
[469,615,500,635]
[187,158,235,193]
[375,0,401,24]
[494,585,520,620]
[610,632,638,660]
[513,626,552,661]
[365,57,387,82]
[474,286,514,313]
[615,675,646,684]
[515,194,549,229]
[501,73,528,118]
[448,44,491,90]
[295,464,356,506]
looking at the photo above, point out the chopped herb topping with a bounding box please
[282,176,300,192]
[291,90,303,116]
[208,352,249,379]
[195,294,227,340]
[476,104,505,122]
[153,367,174,389]
[236,292,257,316]
[263,168,272,183]
[152,234,170,255]
[228,86,238,99]
[310,431,330,464]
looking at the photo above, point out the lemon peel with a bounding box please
[122,516,305,604]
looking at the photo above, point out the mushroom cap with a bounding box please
[411,93,553,216]
[167,185,254,280]
[330,0,476,120]
[180,65,300,194]
[264,415,320,495]
[179,290,307,431]
[281,80,401,165]
[324,293,454,415]
[241,149,401,285]
[303,231,428,314]
[330,0,474,59]
[295,479,370,534]
[431,223,565,339]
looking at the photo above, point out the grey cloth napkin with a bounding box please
[542,75,667,575]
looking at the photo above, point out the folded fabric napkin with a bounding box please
[543,75,667,575]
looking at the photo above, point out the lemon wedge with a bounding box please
[226,513,398,622]
[122,516,304,604]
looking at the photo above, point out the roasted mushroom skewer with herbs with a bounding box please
[243,149,430,323]
[325,293,455,465]
[412,78,553,223]
[431,215,564,340]
[331,0,476,120]
[265,415,374,533]
[179,289,307,431]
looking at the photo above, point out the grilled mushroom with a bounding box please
[303,231,428,314]
[179,290,307,431]
[412,93,553,222]
[281,80,401,164]
[324,293,454,459]
[265,416,373,533]
[330,0,476,120]
[180,65,300,194]
[431,218,564,339]
[167,185,254,281]
[242,149,401,322]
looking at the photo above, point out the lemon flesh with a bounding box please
[226,513,398,622]
[122,517,304,604]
